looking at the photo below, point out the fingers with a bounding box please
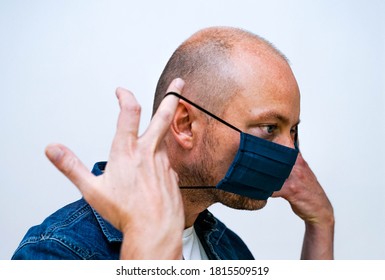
[45,143,95,195]
[271,153,302,198]
[110,80,184,154]
[143,78,185,148]
[113,88,142,152]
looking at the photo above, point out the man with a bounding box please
[12,27,334,260]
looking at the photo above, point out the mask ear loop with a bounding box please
[164,92,242,133]
[164,92,242,189]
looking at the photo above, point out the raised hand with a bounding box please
[45,78,186,259]
[273,153,335,259]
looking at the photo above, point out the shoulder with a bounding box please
[12,198,122,260]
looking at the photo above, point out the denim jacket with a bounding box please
[12,162,254,260]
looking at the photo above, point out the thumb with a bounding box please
[45,143,95,196]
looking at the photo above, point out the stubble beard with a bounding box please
[179,127,267,211]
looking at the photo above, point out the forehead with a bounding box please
[223,51,300,128]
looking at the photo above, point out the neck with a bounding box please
[181,190,216,228]
[184,213,200,229]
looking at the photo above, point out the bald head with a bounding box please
[153,26,288,116]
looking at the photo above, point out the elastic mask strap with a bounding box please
[165,92,242,133]
[179,186,215,189]
[164,92,236,190]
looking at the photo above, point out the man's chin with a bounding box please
[216,191,268,210]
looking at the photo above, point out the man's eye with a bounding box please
[249,124,278,140]
[260,125,277,135]
[290,125,299,143]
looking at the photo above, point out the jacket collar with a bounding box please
[92,209,123,242]
[91,161,123,242]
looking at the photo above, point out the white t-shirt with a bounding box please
[182,226,209,260]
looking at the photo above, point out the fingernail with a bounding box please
[45,144,64,161]
[174,78,185,91]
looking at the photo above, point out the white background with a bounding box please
[0,0,384,260]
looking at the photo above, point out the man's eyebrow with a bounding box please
[253,111,300,126]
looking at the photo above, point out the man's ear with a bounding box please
[170,101,194,150]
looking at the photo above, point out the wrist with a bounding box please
[305,211,335,229]
[120,228,183,260]
[302,212,334,260]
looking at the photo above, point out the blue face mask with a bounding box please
[165,92,299,200]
